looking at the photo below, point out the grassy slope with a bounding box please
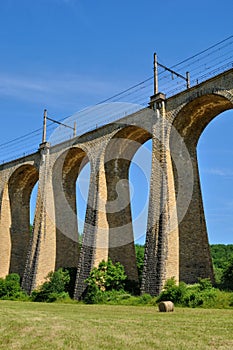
[0,301,233,350]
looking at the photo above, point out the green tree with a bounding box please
[210,244,233,285]
[211,244,233,269]
[221,258,233,291]
[135,244,145,282]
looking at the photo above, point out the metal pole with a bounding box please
[73,121,77,138]
[154,53,158,95]
[42,109,47,143]
[186,72,190,89]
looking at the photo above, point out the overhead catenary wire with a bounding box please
[170,35,233,70]
[0,35,232,163]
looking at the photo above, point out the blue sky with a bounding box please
[0,0,233,244]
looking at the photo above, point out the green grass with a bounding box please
[0,301,233,350]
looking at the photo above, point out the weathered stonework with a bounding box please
[0,68,232,297]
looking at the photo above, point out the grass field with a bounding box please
[0,301,232,350]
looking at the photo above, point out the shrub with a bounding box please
[229,293,233,307]
[138,293,153,304]
[0,273,28,300]
[197,278,213,291]
[84,259,127,304]
[156,277,222,308]
[157,278,187,305]
[31,269,71,302]
[182,285,217,308]
[83,284,105,304]
[85,259,126,292]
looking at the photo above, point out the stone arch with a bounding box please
[173,93,233,148]
[104,125,152,282]
[52,146,89,270]
[171,92,233,284]
[8,164,39,278]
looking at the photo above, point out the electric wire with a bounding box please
[0,35,232,163]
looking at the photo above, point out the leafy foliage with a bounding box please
[221,258,233,291]
[135,244,145,282]
[62,267,77,298]
[31,269,71,302]
[156,277,187,305]
[0,274,28,300]
[85,259,126,292]
[84,259,127,304]
[157,277,219,308]
[210,244,233,269]
[134,244,233,290]
[210,244,233,283]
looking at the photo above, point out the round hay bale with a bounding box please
[158,301,174,312]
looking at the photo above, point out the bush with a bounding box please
[85,259,126,292]
[157,278,187,305]
[138,293,153,304]
[0,273,28,301]
[156,277,222,308]
[182,285,217,308]
[84,259,127,304]
[83,284,104,304]
[197,278,213,291]
[31,269,71,302]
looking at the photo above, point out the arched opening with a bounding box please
[8,164,39,278]
[172,93,233,284]
[53,147,90,271]
[76,162,90,239]
[30,182,38,230]
[129,139,152,245]
[104,125,151,288]
[129,138,152,284]
[197,110,233,244]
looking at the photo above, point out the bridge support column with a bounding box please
[105,157,139,283]
[22,143,56,293]
[74,153,109,299]
[0,185,11,277]
[141,99,179,296]
[53,150,82,271]
[178,145,214,284]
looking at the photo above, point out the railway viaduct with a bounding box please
[0,68,232,298]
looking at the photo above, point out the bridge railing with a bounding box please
[0,36,232,164]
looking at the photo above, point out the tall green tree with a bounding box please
[221,258,233,291]
[135,244,145,282]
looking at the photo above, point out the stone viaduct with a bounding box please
[0,68,232,298]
